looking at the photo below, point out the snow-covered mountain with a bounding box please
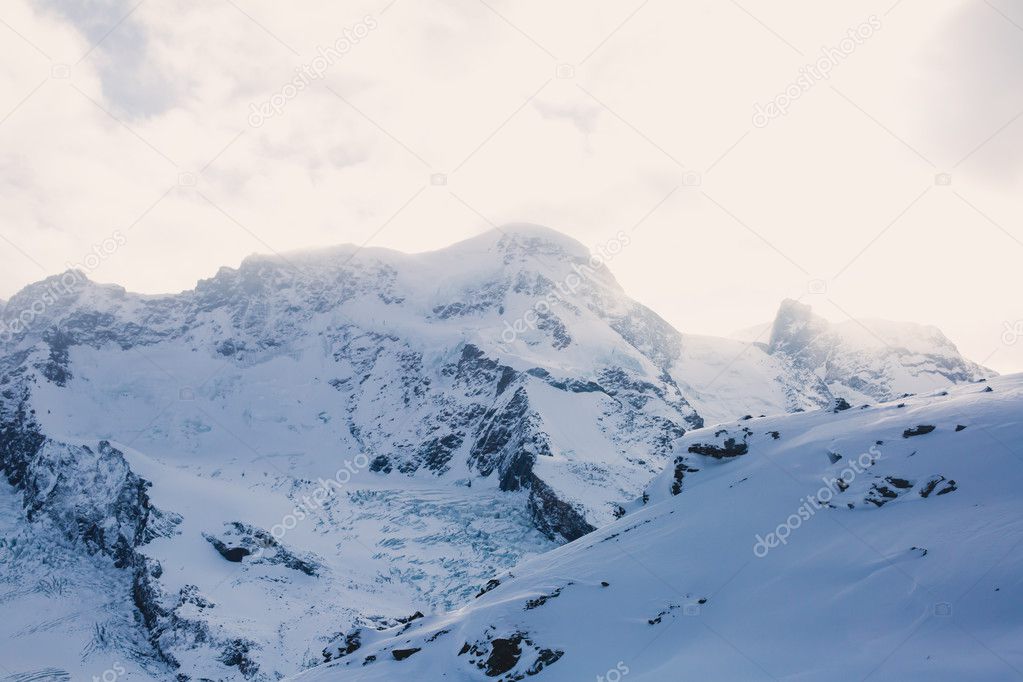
[765,298,993,404]
[297,375,1023,681]
[0,225,996,679]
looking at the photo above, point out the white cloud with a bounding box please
[0,0,1020,372]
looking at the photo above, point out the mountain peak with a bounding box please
[453,223,594,262]
[4,269,94,315]
[767,299,830,354]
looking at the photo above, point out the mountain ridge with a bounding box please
[0,224,996,680]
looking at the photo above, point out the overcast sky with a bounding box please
[1,0,1021,371]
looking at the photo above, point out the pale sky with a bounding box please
[1,0,1021,372]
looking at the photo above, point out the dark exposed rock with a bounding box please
[526,648,564,676]
[323,630,362,662]
[524,587,562,610]
[417,433,465,473]
[527,474,595,542]
[391,647,421,661]
[535,311,572,349]
[225,547,249,562]
[397,611,425,624]
[525,367,603,394]
[476,578,502,599]
[204,521,320,576]
[204,534,251,563]
[670,457,699,496]
[648,604,680,625]
[919,476,945,498]
[469,387,543,492]
[688,437,748,459]
[39,329,73,386]
[218,639,260,678]
[866,483,900,507]
[484,634,523,676]
[903,425,936,438]
[368,455,392,473]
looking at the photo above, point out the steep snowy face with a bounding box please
[764,298,993,405]
[296,375,1023,682]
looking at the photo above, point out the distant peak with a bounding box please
[768,299,830,354]
[775,298,814,320]
[7,269,92,303]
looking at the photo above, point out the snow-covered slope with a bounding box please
[296,374,1023,681]
[0,226,995,680]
